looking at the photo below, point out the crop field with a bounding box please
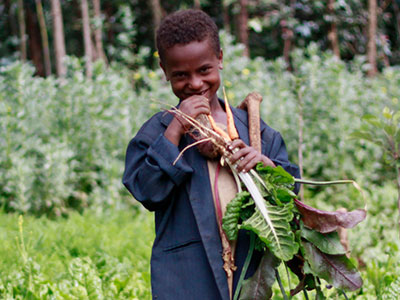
[0,208,154,299]
[0,182,399,299]
[1,38,400,298]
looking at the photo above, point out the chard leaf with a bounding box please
[300,224,346,255]
[256,164,295,185]
[222,191,251,241]
[239,251,279,300]
[239,172,284,260]
[294,198,366,233]
[276,188,297,203]
[252,164,296,206]
[240,202,298,261]
[302,241,362,291]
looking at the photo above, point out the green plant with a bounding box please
[0,60,144,215]
[0,209,154,299]
[351,97,400,236]
[222,164,365,299]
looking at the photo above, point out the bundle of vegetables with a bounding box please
[222,163,366,299]
[167,89,366,299]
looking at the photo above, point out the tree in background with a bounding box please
[394,1,400,56]
[26,2,45,76]
[51,0,66,77]
[238,0,250,57]
[35,0,51,76]
[81,0,93,78]
[17,0,27,61]
[327,0,340,58]
[2,0,400,75]
[222,0,231,33]
[368,0,378,77]
[150,0,163,39]
[92,0,107,63]
[282,0,296,70]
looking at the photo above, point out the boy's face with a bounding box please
[160,39,223,103]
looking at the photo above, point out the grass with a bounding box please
[0,207,154,299]
[1,183,399,299]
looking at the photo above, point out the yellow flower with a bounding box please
[133,72,141,80]
[154,51,159,58]
[149,71,156,79]
[224,80,232,88]
[227,91,235,100]
[150,103,157,109]
[241,68,250,76]
[392,97,398,105]
[383,106,392,119]
[381,87,387,94]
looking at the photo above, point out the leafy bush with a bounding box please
[0,188,398,299]
[0,209,154,299]
[219,36,400,208]
[0,59,145,215]
[2,32,400,217]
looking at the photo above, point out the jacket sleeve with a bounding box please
[122,118,193,211]
[261,128,301,194]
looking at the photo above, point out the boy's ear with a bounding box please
[159,62,170,81]
[218,49,223,70]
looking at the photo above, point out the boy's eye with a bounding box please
[200,66,211,73]
[172,72,187,79]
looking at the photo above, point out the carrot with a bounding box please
[207,114,231,141]
[223,87,239,140]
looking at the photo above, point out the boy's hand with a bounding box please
[177,95,210,130]
[165,95,210,146]
[229,139,275,173]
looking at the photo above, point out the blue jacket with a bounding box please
[123,101,300,300]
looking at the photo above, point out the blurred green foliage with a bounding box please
[1,32,400,298]
[0,183,398,299]
[0,57,157,216]
[2,33,400,216]
[1,0,400,71]
[0,208,154,299]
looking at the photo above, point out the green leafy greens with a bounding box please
[222,163,366,299]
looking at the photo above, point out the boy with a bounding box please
[123,9,300,300]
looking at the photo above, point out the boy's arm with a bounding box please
[122,120,193,211]
[123,96,211,211]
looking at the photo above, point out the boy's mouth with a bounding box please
[187,89,209,97]
[199,89,208,96]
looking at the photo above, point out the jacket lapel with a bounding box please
[186,147,230,300]
[160,110,230,299]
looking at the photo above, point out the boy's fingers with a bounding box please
[230,148,250,169]
[229,139,245,149]
[180,96,210,116]
[236,151,258,172]
[228,141,263,172]
[183,95,209,108]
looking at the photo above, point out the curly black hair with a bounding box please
[156,9,220,63]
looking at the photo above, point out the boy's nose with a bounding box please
[188,76,203,90]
